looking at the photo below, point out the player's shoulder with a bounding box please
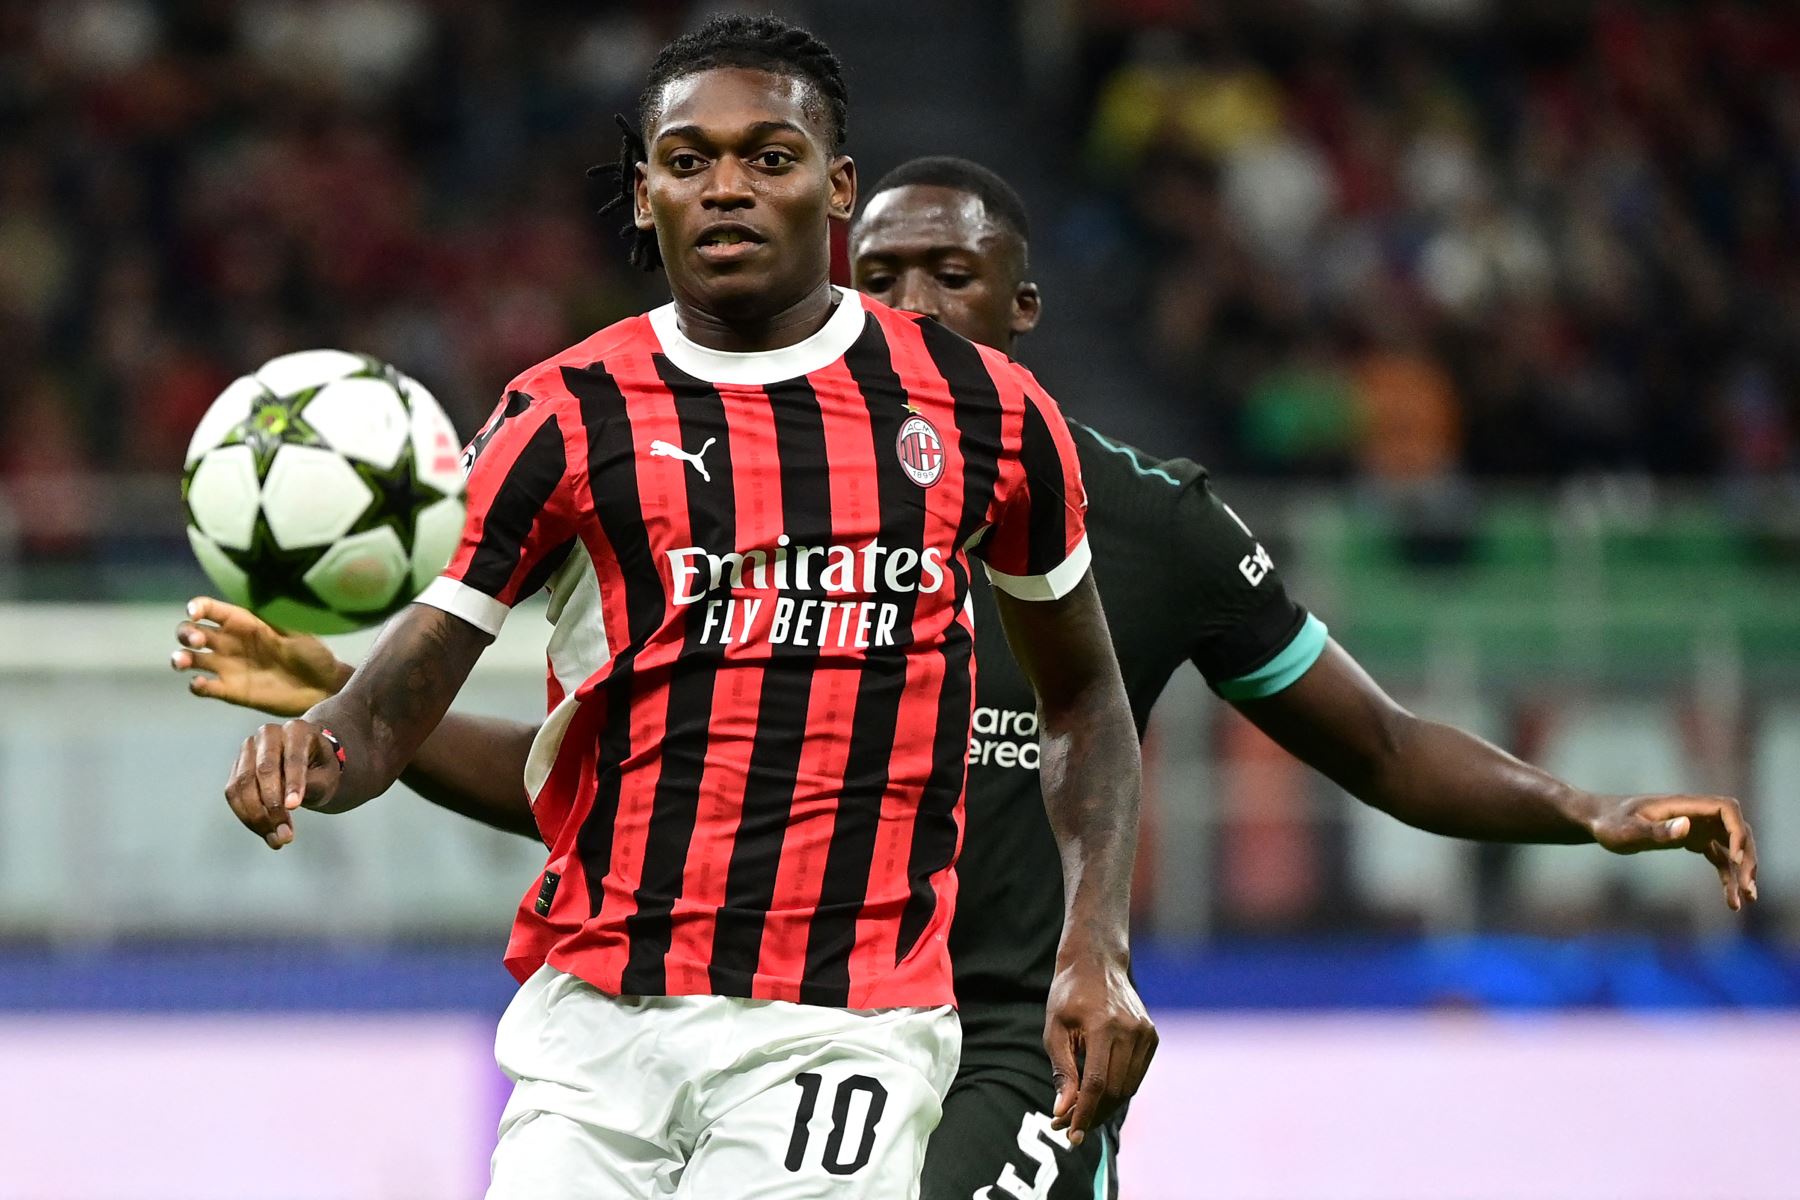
[983,346,1050,397]
[502,312,657,401]
[1069,419,1209,497]
[860,294,1038,387]
[857,292,944,355]
[857,291,944,346]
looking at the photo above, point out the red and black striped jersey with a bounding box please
[418,288,1088,1009]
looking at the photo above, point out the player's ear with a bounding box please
[633,162,654,232]
[1011,281,1042,337]
[828,156,857,223]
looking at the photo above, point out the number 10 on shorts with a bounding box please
[784,1072,890,1176]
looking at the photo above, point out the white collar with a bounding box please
[648,287,865,386]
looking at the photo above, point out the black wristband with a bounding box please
[317,727,347,772]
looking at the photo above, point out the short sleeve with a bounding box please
[974,372,1091,602]
[415,389,578,636]
[1171,478,1327,699]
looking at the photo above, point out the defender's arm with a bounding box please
[1234,639,1758,909]
[399,718,538,840]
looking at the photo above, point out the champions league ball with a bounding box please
[182,349,466,634]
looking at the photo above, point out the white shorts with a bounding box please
[487,965,961,1200]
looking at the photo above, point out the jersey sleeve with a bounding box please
[973,369,1091,602]
[415,388,580,636]
[1171,477,1328,700]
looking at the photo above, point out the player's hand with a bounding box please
[1043,950,1157,1146]
[1588,793,1759,911]
[171,596,348,717]
[222,720,344,850]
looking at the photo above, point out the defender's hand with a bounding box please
[223,720,344,849]
[1044,951,1157,1145]
[1589,793,1759,911]
[172,596,347,717]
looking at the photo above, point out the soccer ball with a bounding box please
[182,349,467,634]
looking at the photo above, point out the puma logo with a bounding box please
[649,437,717,483]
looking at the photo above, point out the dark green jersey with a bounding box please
[952,420,1327,1013]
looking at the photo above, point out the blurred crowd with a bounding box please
[4,1,1800,562]
[0,0,673,552]
[1071,0,1800,482]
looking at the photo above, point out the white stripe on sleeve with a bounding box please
[981,534,1092,602]
[415,576,510,636]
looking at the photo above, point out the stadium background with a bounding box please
[3,1,1799,1196]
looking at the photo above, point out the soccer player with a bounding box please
[211,20,1156,1200]
[852,157,1760,1200]
[182,153,1759,1198]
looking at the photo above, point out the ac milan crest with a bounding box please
[896,413,944,487]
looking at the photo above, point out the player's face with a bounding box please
[851,185,1040,353]
[637,68,856,324]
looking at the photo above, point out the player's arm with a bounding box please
[220,384,575,848]
[1164,471,1759,912]
[173,596,351,715]
[179,597,539,840]
[992,576,1156,1145]
[397,726,538,840]
[1232,643,1758,910]
[978,367,1155,1146]
[222,604,490,847]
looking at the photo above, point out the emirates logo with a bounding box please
[896,414,944,488]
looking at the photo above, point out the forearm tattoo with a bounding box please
[309,605,489,807]
[375,609,460,727]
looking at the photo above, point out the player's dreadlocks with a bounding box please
[863,156,1033,267]
[590,14,850,272]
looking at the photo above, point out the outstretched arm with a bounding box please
[1234,638,1759,909]
[993,573,1156,1146]
[180,597,538,841]
[215,382,581,846]
[221,603,492,848]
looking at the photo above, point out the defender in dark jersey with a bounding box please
[179,156,1757,1197]
[212,22,1153,1199]
[847,156,1758,1200]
